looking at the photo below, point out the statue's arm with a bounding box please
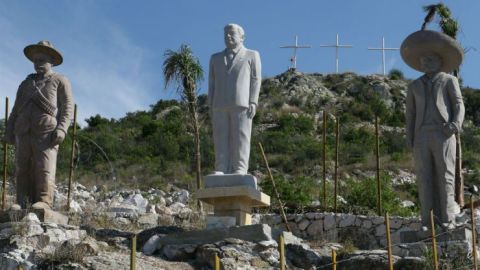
[447,76,465,132]
[208,56,215,111]
[249,51,261,106]
[55,76,74,134]
[405,83,415,150]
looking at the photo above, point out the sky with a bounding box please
[0,0,479,125]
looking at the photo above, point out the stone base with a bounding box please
[196,185,270,226]
[204,174,257,189]
[206,216,236,229]
[0,209,69,225]
[157,224,303,246]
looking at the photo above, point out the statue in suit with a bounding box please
[208,24,261,175]
[401,30,464,227]
[4,41,74,210]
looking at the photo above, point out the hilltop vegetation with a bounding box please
[3,70,480,216]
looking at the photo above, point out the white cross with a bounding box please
[280,35,311,70]
[320,34,353,73]
[368,37,399,76]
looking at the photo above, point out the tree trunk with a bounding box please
[189,103,203,211]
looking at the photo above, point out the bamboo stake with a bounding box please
[259,142,291,232]
[334,116,339,214]
[323,110,327,209]
[279,234,285,270]
[130,234,137,270]
[385,212,393,270]
[66,104,77,211]
[375,116,381,216]
[331,249,337,270]
[471,196,478,270]
[430,210,439,270]
[2,97,9,211]
[214,253,220,270]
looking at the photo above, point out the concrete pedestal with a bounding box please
[196,174,270,228]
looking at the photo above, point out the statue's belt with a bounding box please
[9,81,57,122]
[31,82,56,116]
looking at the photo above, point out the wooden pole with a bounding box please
[375,116,381,216]
[279,234,286,270]
[2,97,9,211]
[130,234,137,270]
[430,209,439,270]
[385,212,393,270]
[259,142,291,232]
[66,104,77,211]
[471,196,478,270]
[334,116,339,214]
[323,110,327,209]
[331,249,337,270]
[214,253,220,270]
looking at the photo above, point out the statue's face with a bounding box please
[32,52,53,74]
[224,27,244,49]
[420,53,442,73]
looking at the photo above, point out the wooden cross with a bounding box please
[368,37,399,75]
[280,35,311,70]
[320,34,353,73]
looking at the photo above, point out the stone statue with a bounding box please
[208,24,261,175]
[401,30,464,227]
[4,41,74,210]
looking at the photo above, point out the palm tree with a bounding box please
[163,44,204,208]
[422,3,464,206]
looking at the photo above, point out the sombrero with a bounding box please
[24,40,63,66]
[400,30,463,73]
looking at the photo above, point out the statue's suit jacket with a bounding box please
[6,72,73,142]
[406,72,465,147]
[208,46,261,110]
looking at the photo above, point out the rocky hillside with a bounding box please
[3,70,480,215]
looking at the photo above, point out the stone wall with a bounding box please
[254,212,422,249]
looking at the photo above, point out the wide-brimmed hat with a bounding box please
[24,40,63,66]
[400,30,463,73]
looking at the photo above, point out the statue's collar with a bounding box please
[421,72,442,83]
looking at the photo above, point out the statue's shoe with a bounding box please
[9,204,21,211]
[32,201,51,210]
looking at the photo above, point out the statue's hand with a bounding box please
[443,122,458,137]
[247,103,256,119]
[50,129,66,146]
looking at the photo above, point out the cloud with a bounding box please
[0,4,163,127]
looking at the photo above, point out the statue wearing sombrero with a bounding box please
[4,41,74,210]
[401,30,464,228]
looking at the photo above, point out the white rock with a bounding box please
[172,190,190,204]
[155,205,173,215]
[22,213,40,224]
[138,213,159,226]
[69,200,83,213]
[390,218,403,229]
[142,234,161,255]
[168,202,186,215]
[307,220,323,236]
[362,219,373,229]
[339,214,355,227]
[401,200,415,208]
[324,214,336,230]
[298,219,310,231]
[375,224,386,236]
[126,194,149,212]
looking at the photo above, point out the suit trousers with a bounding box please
[414,127,459,226]
[212,107,252,174]
[15,131,57,208]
